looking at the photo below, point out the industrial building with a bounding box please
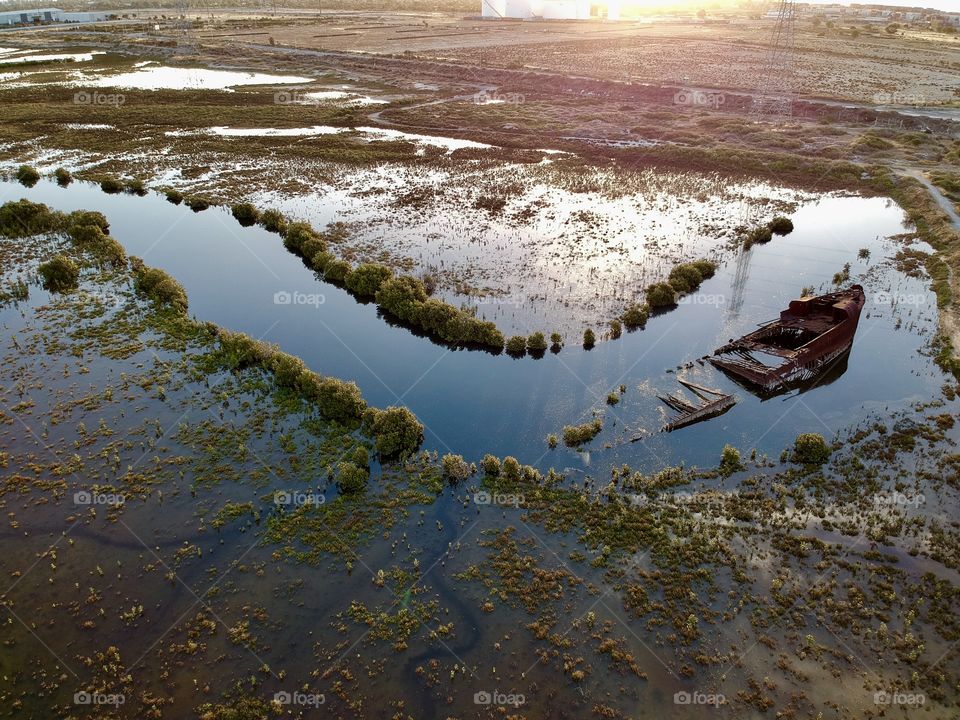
[481,0,620,21]
[0,8,109,26]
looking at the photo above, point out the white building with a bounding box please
[482,0,593,20]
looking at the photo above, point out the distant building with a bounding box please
[0,7,108,26]
[481,0,595,20]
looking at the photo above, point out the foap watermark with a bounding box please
[874,690,925,706]
[74,691,125,707]
[274,490,325,507]
[74,490,125,507]
[473,89,525,106]
[474,689,525,708]
[674,88,725,108]
[874,491,925,508]
[674,690,726,707]
[74,91,125,106]
[678,293,726,307]
[273,290,325,308]
[79,289,124,310]
[473,490,523,508]
[873,91,925,106]
[475,293,525,308]
[874,291,932,307]
[273,90,320,106]
[273,690,325,707]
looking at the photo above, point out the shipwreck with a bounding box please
[710,285,865,393]
[659,379,736,432]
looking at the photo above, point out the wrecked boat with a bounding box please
[659,379,736,431]
[710,285,865,393]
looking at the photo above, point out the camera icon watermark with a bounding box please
[74,91,125,106]
[74,490,125,507]
[473,491,523,508]
[873,291,932,307]
[874,690,925,706]
[274,490,325,507]
[873,491,925,508]
[674,88,725,108]
[273,90,319,106]
[473,89,525,106]
[678,293,726,306]
[872,91,925,106]
[273,290,325,308]
[674,690,725,706]
[74,691,125,706]
[273,690,325,707]
[473,689,525,707]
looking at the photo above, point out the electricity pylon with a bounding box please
[750,0,797,120]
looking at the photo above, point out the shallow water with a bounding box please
[0,178,944,477]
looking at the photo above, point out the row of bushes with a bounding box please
[645,258,718,308]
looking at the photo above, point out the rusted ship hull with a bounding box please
[709,285,865,393]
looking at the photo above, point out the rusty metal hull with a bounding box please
[709,285,865,393]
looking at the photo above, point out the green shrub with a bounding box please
[691,259,717,279]
[336,461,369,494]
[185,196,211,212]
[100,177,124,194]
[323,259,351,285]
[311,251,334,273]
[646,282,677,307]
[606,392,619,405]
[668,264,704,293]
[362,406,424,458]
[449,314,503,348]
[259,208,287,234]
[563,418,603,446]
[621,303,649,328]
[283,221,322,255]
[376,275,428,322]
[546,434,558,448]
[441,453,471,482]
[743,224,773,248]
[792,433,831,465]
[124,178,147,196]
[345,263,393,298]
[769,216,794,235]
[231,202,259,226]
[412,298,459,337]
[300,373,366,424]
[164,188,183,205]
[506,335,527,356]
[480,454,501,476]
[583,328,596,348]
[0,200,65,238]
[68,224,126,266]
[131,259,188,314]
[54,167,72,186]
[609,320,622,339]
[550,332,562,349]
[16,165,40,187]
[38,255,79,292]
[67,210,109,232]
[719,444,744,476]
[527,332,548,352]
[501,456,521,481]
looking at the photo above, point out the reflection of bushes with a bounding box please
[345,263,392,298]
[563,418,603,446]
[16,165,40,187]
[362,406,423,458]
[185,196,211,212]
[527,332,548,352]
[100,177,124,194]
[231,202,259,226]
[506,335,527,356]
[130,257,188,314]
[38,255,79,292]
